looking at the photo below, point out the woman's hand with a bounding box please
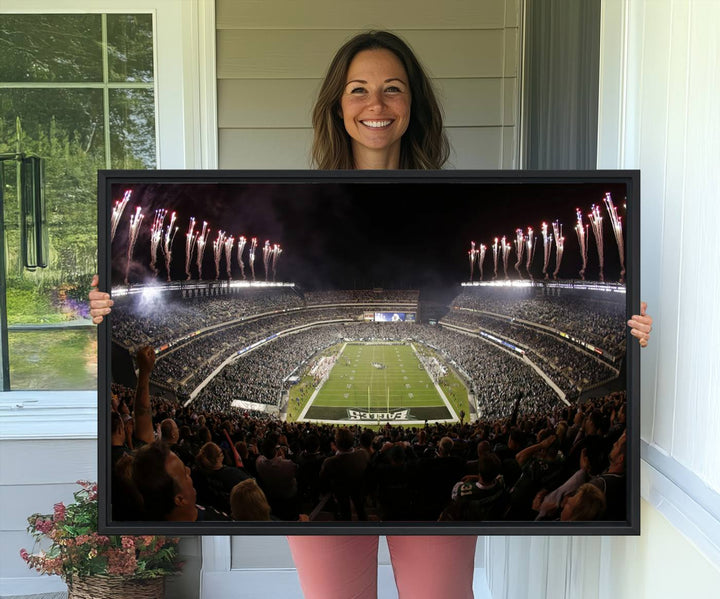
[628,301,653,348]
[89,274,113,324]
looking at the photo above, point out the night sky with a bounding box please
[108,178,631,291]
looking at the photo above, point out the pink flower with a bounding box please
[19,549,29,562]
[34,518,53,535]
[53,502,66,522]
[107,548,137,576]
[121,537,135,550]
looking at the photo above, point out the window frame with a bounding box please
[0,0,216,419]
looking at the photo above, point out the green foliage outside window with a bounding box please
[0,13,155,389]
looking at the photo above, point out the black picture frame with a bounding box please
[97,169,640,536]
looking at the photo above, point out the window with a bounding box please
[0,13,156,390]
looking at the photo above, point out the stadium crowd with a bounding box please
[442,310,618,396]
[111,288,303,351]
[113,288,625,409]
[305,290,420,305]
[452,287,626,354]
[110,345,628,525]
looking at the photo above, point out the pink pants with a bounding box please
[287,535,477,599]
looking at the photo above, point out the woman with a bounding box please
[90,29,653,599]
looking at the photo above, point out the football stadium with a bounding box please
[107,180,630,523]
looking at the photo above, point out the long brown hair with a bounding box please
[311,30,449,170]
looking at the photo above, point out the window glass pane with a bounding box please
[0,12,155,391]
[0,89,106,161]
[0,14,103,82]
[8,329,97,390]
[110,88,156,169]
[2,89,104,390]
[107,14,154,83]
[1,89,104,279]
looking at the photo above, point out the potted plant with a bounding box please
[20,480,182,599]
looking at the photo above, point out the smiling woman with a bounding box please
[340,48,412,169]
[311,30,448,170]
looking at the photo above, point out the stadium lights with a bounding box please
[460,280,625,293]
[111,280,296,296]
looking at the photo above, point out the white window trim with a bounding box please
[0,0,217,426]
[0,0,218,169]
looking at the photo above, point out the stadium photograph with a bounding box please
[103,173,633,530]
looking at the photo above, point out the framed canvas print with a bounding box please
[97,169,640,535]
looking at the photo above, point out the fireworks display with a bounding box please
[541,223,552,279]
[248,237,258,281]
[477,244,486,281]
[149,209,166,276]
[263,240,272,281]
[237,236,247,280]
[124,206,144,285]
[604,192,625,283]
[468,241,478,282]
[162,212,178,282]
[111,190,131,243]
[461,193,624,284]
[589,204,604,282]
[492,238,499,280]
[185,218,198,281]
[212,230,227,280]
[513,229,525,279]
[224,236,235,280]
[525,227,536,279]
[196,221,210,281]
[110,186,625,288]
[271,244,282,282]
[575,209,588,280]
[552,221,564,280]
[501,236,512,279]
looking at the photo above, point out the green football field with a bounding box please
[299,343,457,424]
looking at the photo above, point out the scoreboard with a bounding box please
[363,311,416,322]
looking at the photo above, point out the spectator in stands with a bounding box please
[192,441,252,514]
[589,429,627,520]
[507,431,565,520]
[375,443,414,521]
[440,452,508,521]
[415,436,465,519]
[492,428,524,488]
[230,479,273,521]
[296,432,326,512]
[534,435,607,520]
[110,411,132,469]
[132,440,229,521]
[177,424,198,466]
[319,427,370,520]
[560,483,606,521]
[255,431,300,520]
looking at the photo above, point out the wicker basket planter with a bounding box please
[67,575,165,599]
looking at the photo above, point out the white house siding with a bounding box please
[216,0,521,169]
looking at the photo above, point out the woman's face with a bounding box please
[340,48,411,165]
